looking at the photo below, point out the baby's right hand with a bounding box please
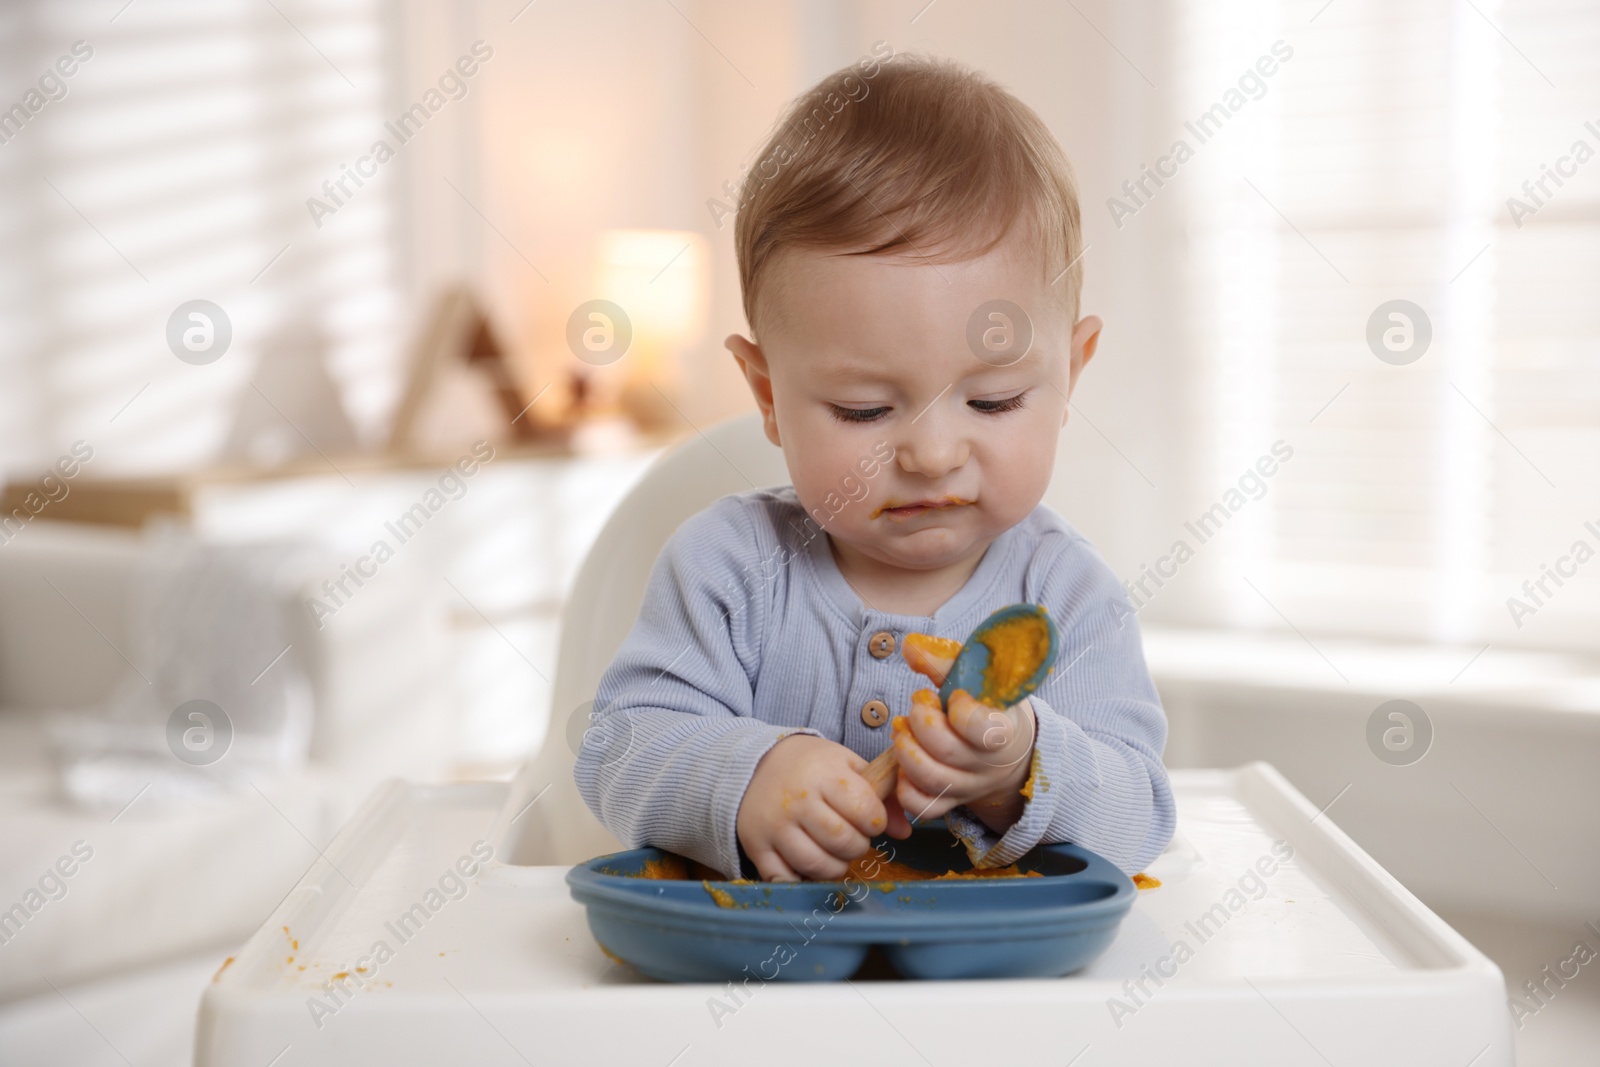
[736,735,888,881]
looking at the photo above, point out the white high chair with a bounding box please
[197,414,1513,1067]
[500,413,790,868]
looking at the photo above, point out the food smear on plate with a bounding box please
[615,849,1043,887]
[844,853,1042,882]
[702,881,744,908]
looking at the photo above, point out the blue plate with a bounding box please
[566,823,1134,982]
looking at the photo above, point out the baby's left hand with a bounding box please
[885,686,1035,838]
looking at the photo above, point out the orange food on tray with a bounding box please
[846,853,1041,882]
[619,849,1043,885]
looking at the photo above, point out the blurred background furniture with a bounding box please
[0,519,451,1002]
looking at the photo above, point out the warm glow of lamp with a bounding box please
[594,228,708,390]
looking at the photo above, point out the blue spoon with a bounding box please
[938,603,1061,708]
[862,604,1060,800]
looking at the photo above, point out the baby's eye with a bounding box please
[969,391,1028,415]
[828,404,890,423]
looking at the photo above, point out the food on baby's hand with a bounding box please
[865,609,1055,801]
[901,633,962,678]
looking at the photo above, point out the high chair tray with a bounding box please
[567,827,1134,982]
[196,763,1512,1067]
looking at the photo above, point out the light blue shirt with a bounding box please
[575,486,1175,879]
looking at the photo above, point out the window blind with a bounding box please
[1173,0,1600,654]
[0,0,401,478]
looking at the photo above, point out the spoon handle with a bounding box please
[862,747,898,799]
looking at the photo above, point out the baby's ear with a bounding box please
[1064,315,1103,405]
[725,333,781,447]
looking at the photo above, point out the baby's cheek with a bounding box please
[981,426,1056,524]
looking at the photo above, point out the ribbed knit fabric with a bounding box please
[574,486,1174,879]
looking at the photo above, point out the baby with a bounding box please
[576,52,1174,883]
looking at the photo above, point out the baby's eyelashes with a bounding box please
[826,390,1030,423]
[968,389,1030,414]
[827,403,890,423]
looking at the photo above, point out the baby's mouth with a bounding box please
[869,496,974,521]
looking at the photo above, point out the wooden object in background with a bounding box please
[0,285,614,530]
[0,477,192,528]
[388,285,550,453]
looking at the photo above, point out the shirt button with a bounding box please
[860,699,890,728]
[868,631,897,659]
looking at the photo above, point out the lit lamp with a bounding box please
[588,229,708,431]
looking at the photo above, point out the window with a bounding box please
[0,0,402,477]
[1172,0,1600,652]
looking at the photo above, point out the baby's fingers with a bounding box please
[747,845,801,883]
[903,689,981,769]
[883,794,912,839]
[823,772,889,838]
[798,798,872,862]
[893,714,980,798]
[902,633,960,686]
[896,773,961,824]
[775,825,851,880]
[947,690,1021,755]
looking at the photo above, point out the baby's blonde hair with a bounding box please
[733,51,1084,341]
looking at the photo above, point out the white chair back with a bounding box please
[495,413,789,864]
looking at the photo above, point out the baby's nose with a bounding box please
[895,416,969,477]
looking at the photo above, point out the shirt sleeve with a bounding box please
[573,496,820,878]
[943,536,1175,875]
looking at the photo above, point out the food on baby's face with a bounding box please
[975,612,1052,707]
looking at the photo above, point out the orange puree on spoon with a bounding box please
[974,612,1053,707]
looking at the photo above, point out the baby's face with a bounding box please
[734,231,1098,576]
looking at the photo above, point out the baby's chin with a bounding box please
[837,522,991,572]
